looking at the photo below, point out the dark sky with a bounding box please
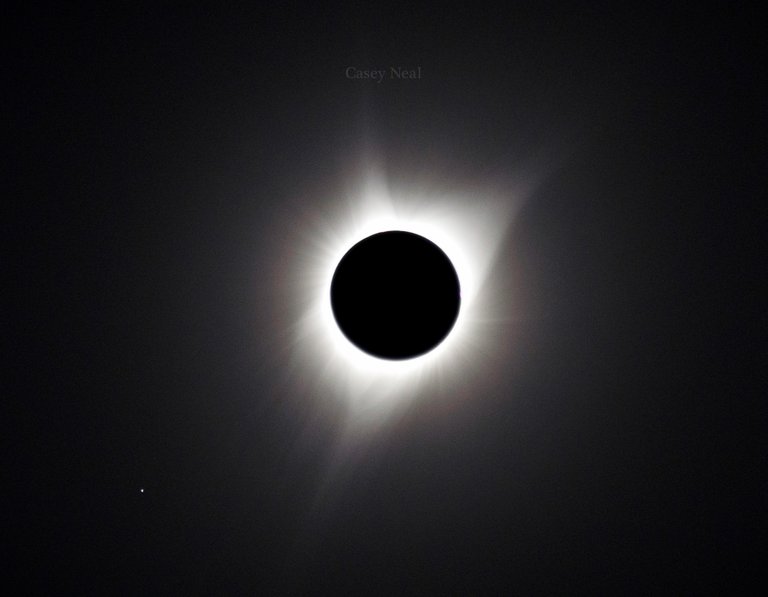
[7,4,764,594]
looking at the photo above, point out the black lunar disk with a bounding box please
[330,231,461,360]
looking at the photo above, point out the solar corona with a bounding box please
[289,178,517,419]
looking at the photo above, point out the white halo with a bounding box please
[287,172,523,425]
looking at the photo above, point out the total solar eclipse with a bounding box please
[330,230,461,360]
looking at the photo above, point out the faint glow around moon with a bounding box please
[289,171,521,423]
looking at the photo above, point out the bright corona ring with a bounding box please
[289,175,515,421]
